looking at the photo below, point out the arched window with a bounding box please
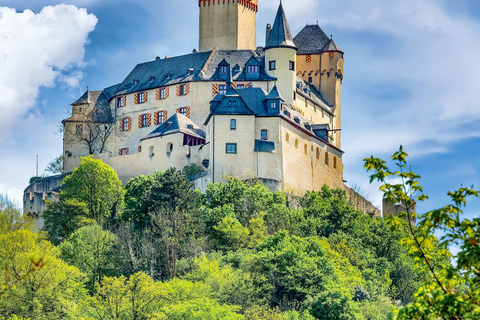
[316,147,320,159]
[230,119,236,130]
[286,133,289,142]
[295,139,298,149]
[166,142,173,154]
[304,144,308,155]
[149,146,154,157]
[334,157,337,169]
[325,152,330,165]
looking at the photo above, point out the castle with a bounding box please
[24,0,380,224]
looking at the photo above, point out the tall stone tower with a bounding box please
[199,0,258,52]
[294,25,344,148]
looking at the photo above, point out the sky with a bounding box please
[1,0,480,218]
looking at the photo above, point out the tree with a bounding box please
[365,146,480,319]
[81,272,163,320]
[0,230,86,319]
[61,157,124,225]
[42,199,90,245]
[60,224,121,292]
[45,155,64,174]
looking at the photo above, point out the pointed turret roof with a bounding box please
[265,2,297,50]
[264,84,285,101]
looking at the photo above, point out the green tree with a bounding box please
[61,157,124,224]
[365,146,480,319]
[42,199,91,245]
[82,272,163,320]
[0,230,86,319]
[60,224,120,292]
[310,287,356,320]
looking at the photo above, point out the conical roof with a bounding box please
[322,39,342,52]
[264,84,285,101]
[265,2,297,50]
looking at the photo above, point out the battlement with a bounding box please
[198,0,258,12]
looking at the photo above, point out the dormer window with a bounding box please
[228,100,236,107]
[133,79,138,85]
[246,65,259,73]
[186,68,194,76]
[165,73,171,80]
[149,76,155,82]
[270,101,277,109]
[165,122,172,129]
[219,65,228,74]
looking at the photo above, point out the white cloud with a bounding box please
[0,5,97,143]
[0,4,97,205]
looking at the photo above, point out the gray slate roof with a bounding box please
[265,3,296,49]
[264,84,284,101]
[294,25,340,55]
[142,113,206,141]
[66,90,114,123]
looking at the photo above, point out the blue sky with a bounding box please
[1,0,480,218]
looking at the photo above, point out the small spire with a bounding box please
[316,18,319,25]
[330,34,333,39]
[86,86,89,92]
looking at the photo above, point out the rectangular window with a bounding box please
[230,119,236,130]
[159,87,167,99]
[219,65,228,73]
[246,65,259,73]
[269,60,276,70]
[228,100,237,107]
[270,101,277,109]
[116,96,125,108]
[138,92,146,104]
[178,84,187,96]
[119,148,129,156]
[154,111,166,125]
[138,114,151,128]
[308,77,313,83]
[261,130,268,140]
[122,119,128,132]
[76,124,83,135]
[226,143,237,154]
[236,84,245,89]
[178,107,187,116]
[219,85,227,95]
[289,60,295,71]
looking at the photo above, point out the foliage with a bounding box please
[59,224,121,292]
[45,155,64,174]
[182,163,205,178]
[61,157,124,224]
[0,230,86,319]
[310,287,356,320]
[365,146,480,319]
[42,198,91,245]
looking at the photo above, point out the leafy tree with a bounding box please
[0,230,86,319]
[213,214,249,251]
[182,163,205,178]
[60,224,121,292]
[365,146,480,319]
[310,287,356,320]
[81,272,163,320]
[42,199,91,245]
[244,231,335,310]
[61,157,124,224]
[45,155,64,174]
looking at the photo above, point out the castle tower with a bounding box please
[294,25,344,148]
[199,0,258,52]
[264,1,297,106]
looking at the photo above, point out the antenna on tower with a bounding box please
[36,155,38,177]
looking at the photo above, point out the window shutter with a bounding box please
[118,149,122,156]
[186,107,190,118]
[185,83,190,95]
[165,87,169,98]
[176,85,180,96]
[212,84,219,97]
[154,111,159,125]
[144,91,148,102]
[128,117,132,130]
[126,148,129,155]
[176,108,180,114]
[147,113,151,126]
[163,111,167,123]
[138,145,142,153]
[245,83,250,88]
[119,119,124,132]
[138,114,142,128]
[156,89,160,100]
[134,93,139,104]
